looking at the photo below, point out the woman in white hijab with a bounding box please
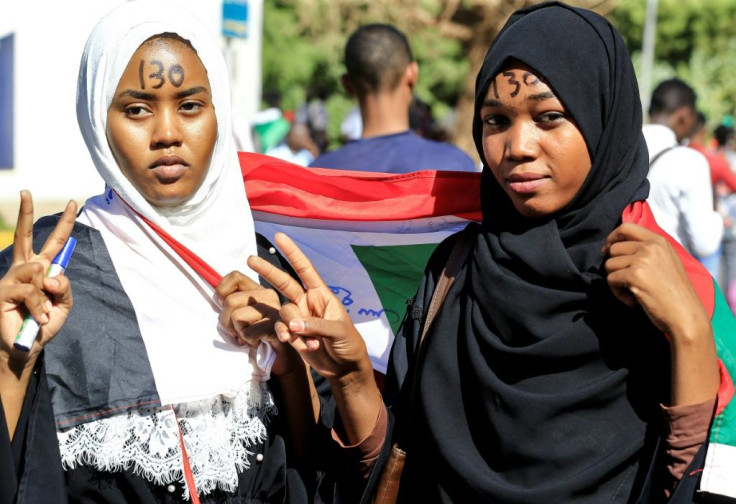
[0,1,325,502]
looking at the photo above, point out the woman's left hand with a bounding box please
[216,271,302,377]
[603,222,707,336]
[604,222,720,406]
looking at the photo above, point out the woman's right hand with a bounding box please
[0,191,77,371]
[247,232,373,384]
[248,232,383,446]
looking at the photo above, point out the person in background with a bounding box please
[295,65,332,155]
[339,105,362,144]
[687,112,736,278]
[708,123,736,313]
[644,78,723,262]
[266,123,320,166]
[250,88,291,154]
[310,23,477,173]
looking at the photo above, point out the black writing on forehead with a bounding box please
[522,72,540,86]
[491,70,542,99]
[502,71,520,97]
[490,78,500,99]
[138,59,186,90]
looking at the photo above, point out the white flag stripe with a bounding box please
[702,442,736,498]
[255,220,470,373]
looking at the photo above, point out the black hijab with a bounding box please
[402,3,669,502]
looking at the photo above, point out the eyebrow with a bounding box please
[481,91,558,108]
[115,86,210,101]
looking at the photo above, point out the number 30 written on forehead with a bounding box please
[138,59,185,89]
[489,70,541,99]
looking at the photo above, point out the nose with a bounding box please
[505,121,537,161]
[151,108,183,148]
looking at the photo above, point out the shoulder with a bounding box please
[667,146,710,171]
[402,134,477,171]
[650,145,710,177]
[310,144,359,168]
[416,223,480,302]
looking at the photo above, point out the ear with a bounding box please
[672,106,695,141]
[405,62,419,90]
[341,74,355,98]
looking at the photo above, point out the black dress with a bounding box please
[0,215,342,504]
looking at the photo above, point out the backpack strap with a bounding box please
[419,224,476,346]
[649,145,677,168]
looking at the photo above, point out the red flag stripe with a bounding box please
[239,152,483,222]
[138,213,222,288]
[622,200,714,314]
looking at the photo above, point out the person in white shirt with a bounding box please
[644,78,723,258]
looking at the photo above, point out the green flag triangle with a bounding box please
[351,243,439,335]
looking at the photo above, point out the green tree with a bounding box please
[264,0,630,159]
[610,0,736,130]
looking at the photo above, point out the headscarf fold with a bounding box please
[403,3,669,502]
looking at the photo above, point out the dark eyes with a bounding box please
[482,111,567,128]
[123,106,150,118]
[537,112,566,124]
[180,102,202,114]
[484,115,510,127]
[122,101,203,118]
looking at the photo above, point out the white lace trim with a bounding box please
[57,380,275,499]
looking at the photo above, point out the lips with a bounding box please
[150,155,189,181]
[506,173,547,194]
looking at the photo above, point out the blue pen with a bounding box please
[14,237,77,351]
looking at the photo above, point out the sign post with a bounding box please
[222,0,249,39]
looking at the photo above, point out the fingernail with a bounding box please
[305,337,319,351]
[289,319,305,333]
[38,313,49,324]
[44,300,53,312]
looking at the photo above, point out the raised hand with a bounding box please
[0,191,77,439]
[247,232,381,445]
[246,232,372,382]
[603,222,707,335]
[0,191,77,368]
[603,221,719,406]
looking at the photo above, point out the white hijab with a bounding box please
[75,0,272,405]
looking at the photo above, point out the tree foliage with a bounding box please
[262,0,736,158]
[610,0,736,132]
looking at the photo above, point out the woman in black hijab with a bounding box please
[248,2,726,503]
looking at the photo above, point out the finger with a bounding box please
[603,222,657,254]
[12,190,34,265]
[43,275,73,313]
[0,283,50,325]
[216,270,261,299]
[38,200,78,261]
[273,233,327,291]
[231,302,278,337]
[219,289,279,334]
[273,319,315,353]
[606,270,638,307]
[236,317,278,346]
[0,262,47,290]
[604,254,635,275]
[279,303,320,351]
[247,255,305,304]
